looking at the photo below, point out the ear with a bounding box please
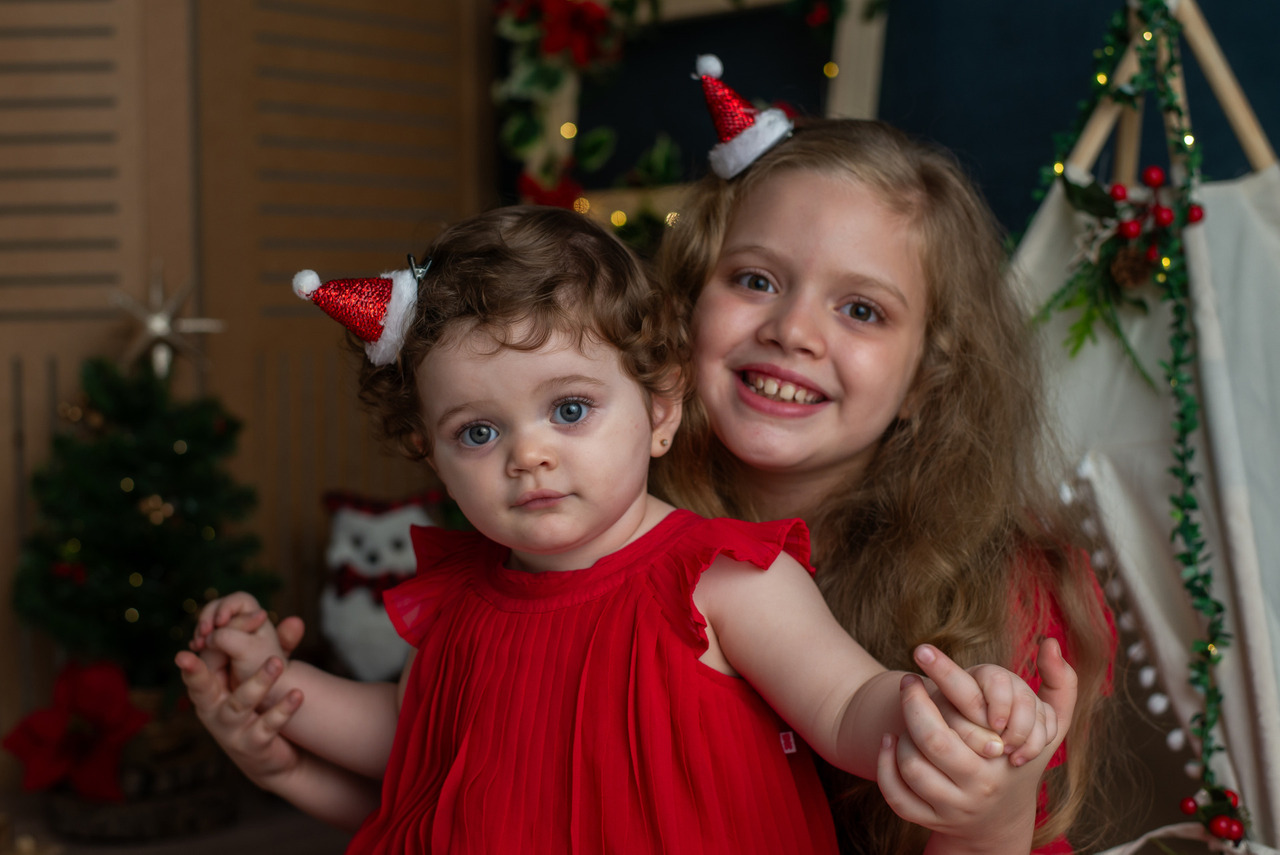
[649,392,683,459]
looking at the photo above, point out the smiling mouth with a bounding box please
[741,371,825,404]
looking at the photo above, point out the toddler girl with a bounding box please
[180,205,1068,855]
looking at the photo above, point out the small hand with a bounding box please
[176,649,304,787]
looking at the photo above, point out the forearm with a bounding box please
[270,661,400,779]
[833,669,910,778]
[257,749,382,832]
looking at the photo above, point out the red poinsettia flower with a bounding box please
[2,661,150,802]
[805,1,832,27]
[539,0,614,68]
[518,169,584,209]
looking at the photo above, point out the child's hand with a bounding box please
[877,640,1078,852]
[192,592,289,690]
[912,642,1061,767]
[176,649,304,788]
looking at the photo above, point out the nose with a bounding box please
[758,291,826,358]
[506,428,556,476]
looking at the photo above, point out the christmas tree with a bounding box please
[13,357,277,690]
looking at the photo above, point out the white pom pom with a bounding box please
[1118,610,1137,633]
[293,269,322,298]
[1059,482,1075,505]
[1106,578,1125,602]
[696,54,723,79]
[1139,665,1157,689]
[1082,517,1099,539]
[1076,456,1095,480]
[1147,692,1170,715]
[1166,728,1187,751]
[1184,760,1203,779]
[1127,640,1147,662]
[1091,549,1111,569]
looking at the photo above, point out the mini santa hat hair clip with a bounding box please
[292,254,430,366]
[694,54,793,179]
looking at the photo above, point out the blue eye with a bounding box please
[552,399,589,424]
[736,272,776,293]
[459,424,497,447]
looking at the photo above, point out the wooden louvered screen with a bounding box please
[0,0,489,790]
[196,0,490,644]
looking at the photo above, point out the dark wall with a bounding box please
[877,1,1280,232]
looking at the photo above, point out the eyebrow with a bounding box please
[722,243,911,308]
[431,373,609,431]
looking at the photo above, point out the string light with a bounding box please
[822,62,839,78]
[129,573,143,587]
[120,477,134,492]
[560,122,577,140]
[610,210,627,227]
[664,212,680,227]
[573,197,590,214]
[173,440,187,454]
[124,608,139,623]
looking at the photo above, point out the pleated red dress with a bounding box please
[346,509,839,854]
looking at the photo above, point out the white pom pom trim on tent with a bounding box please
[708,108,793,179]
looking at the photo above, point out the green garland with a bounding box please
[1030,0,1247,844]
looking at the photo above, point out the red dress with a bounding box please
[347,510,839,854]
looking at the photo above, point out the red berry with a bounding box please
[1146,244,1161,263]
[1142,165,1166,188]
[1228,819,1244,842]
[1188,204,1205,223]
[1224,789,1239,807]
[1179,797,1199,815]
[1209,815,1233,839]
[1153,205,1175,227]
[1110,183,1129,201]
[1118,219,1142,240]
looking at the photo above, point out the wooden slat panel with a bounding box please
[0,0,193,791]
[199,0,486,649]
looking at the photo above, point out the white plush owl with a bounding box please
[318,492,438,681]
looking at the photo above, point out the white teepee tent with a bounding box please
[1012,1,1278,850]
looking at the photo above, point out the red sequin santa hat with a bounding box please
[695,54,793,179]
[291,255,428,366]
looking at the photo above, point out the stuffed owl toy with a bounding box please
[318,491,438,681]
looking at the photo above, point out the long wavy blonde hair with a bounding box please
[652,119,1115,853]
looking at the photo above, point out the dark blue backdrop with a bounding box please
[558,2,1278,234]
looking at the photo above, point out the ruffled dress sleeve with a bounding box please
[383,526,497,648]
[649,512,813,653]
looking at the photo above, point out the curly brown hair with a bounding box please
[652,119,1115,853]
[352,205,690,459]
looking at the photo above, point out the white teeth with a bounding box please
[744,372,820,404]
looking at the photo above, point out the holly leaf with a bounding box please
[500,111,543,157]
[1061,174,1118,219]
[575,127,616,173]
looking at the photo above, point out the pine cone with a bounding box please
[1111,246,1155,290]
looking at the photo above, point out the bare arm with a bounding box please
[176,649,381,830]
[695,553,1047,776]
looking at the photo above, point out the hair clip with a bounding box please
[407,254,432,283]
[694,54,793,179]
[293,266,419,366]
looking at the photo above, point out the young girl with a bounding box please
[653,61,1117,854]
[178,205,1071,854]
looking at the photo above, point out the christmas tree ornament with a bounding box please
[694,54,793,179]
[111,261,224,378]
[292,254,428,366]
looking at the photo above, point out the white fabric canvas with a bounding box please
[1011,163,1280,845]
